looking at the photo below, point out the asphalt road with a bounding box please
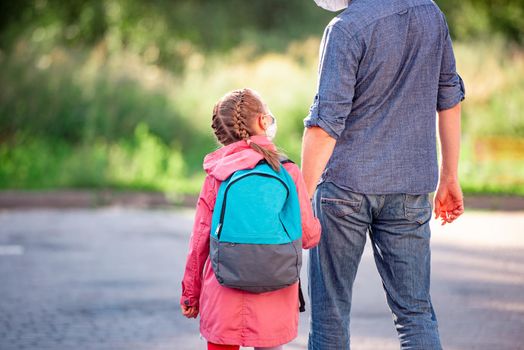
[0,208,523,350]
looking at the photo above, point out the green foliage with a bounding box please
[0,43,213,173]
[436,0,524,43]
[1,0,522,68]
[460,136,524,196]
[1,0,523,196]
[454,40,524,138]
[107,123,185,191]
[0,0,335,72]
[0,124,201,194]
[1,37,523,195]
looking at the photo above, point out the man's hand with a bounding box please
[181,304,199,318]
[434,176,464,225]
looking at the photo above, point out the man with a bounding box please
[302,0,465,349]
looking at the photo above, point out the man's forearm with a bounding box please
[301,126,337,199]
[437,103,461,180]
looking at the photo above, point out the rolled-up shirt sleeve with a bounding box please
[304,24,361,139]
[437,21,465,111]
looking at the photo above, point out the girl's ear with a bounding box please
[260,114,267,129]
[254,113,267,134]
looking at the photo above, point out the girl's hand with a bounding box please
[181,304,199,318]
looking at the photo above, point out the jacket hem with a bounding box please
[200,325,297,347]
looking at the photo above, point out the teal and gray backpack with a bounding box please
[210,158,303,295]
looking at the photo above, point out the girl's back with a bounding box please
[180,89,321,349]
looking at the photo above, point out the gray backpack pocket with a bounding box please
[210,236,302,293]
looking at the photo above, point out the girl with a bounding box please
[180,88,321,350]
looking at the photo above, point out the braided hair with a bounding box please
[211,88,281,172]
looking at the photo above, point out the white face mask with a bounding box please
[266,117,277,141]
[313,0,349,12]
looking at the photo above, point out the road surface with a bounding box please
[0,208,523,350]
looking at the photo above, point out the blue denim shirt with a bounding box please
[304,0,465,195]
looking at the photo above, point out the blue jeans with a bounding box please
[308,182,442,350]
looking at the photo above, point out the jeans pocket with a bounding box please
[403,194,432,224]
[320,197,362,217]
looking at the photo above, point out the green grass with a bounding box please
[1,38,523,196]
[0,125,203,195]
[459,136,524,196]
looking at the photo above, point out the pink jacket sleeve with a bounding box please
[283,162,321,249]
[180,175,217,308]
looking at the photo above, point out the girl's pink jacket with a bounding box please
[180,135,321,347]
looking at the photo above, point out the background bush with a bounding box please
[1,0,523,196]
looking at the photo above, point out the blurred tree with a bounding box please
[437,0,523,42]
[1,0,523,53]
[0,0,334,71]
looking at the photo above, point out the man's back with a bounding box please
[305,0,465,194]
